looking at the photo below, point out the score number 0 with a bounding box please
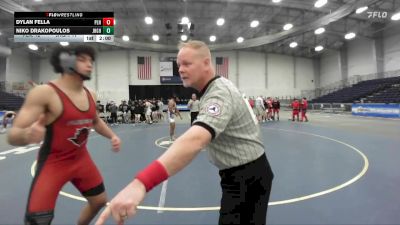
[102,17,114,34]
[102,18,114,26]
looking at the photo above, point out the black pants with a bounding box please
[110,112,118,123]
[219,153,274,225]
[190,112,199,125]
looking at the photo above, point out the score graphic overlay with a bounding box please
[14,12,114,43]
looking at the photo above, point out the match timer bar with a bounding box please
[14,35,114,43]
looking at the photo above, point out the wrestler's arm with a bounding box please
[7,86,49,145]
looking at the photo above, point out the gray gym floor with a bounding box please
[0,111,399,225]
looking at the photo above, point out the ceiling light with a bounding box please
[28,44,38,51]
[314,0,328,8]
[209,35,216,42]
[355,6,368,14]
[250,20,259,28]
[237,37,244,43]
[391,12,400,21]
[289,42,298,48]
[122,35,130,41]
[181,17,190,24]
[152,34,159,41]
[59,42,69,46]
[314,27,325,35]
[181,34,188,41]
[144,16,153,25]
[344,32,356,40]
[283,23,293,30]
[315,45,324,51]
[272,0,281,3]
[216,18,225,26]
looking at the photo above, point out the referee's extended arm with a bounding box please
[96,125,212,225]
[158,125,211,175]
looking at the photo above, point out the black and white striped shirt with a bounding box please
[193,76,265,170]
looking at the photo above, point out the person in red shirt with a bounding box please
[272,98,280,121]
[7,45,121,225]
[248,97,255,109]
[266,97,273,121]
[301,97,309,122]
[291,98,300,121]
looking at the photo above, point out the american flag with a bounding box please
[138,56,151,80]
[216,57,229,78]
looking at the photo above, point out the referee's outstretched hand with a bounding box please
[96,179,146,225]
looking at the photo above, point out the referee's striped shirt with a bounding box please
[193,76,265,170]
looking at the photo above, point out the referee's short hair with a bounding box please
[178,40,211,59]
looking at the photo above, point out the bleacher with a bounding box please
[312,76,400,103]
[364,84,400,103]
[0,91,24,110]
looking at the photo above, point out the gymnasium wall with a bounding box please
[209,51,315,98]
[0,56,6,82]
[34,49,316,101]
[383,25,400,72]
[347,37,378,78]
[5,49,31,83]
[319,26,400,89]
[319,50,340,88]
[3,28,400,102]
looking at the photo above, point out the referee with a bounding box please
[187,93,200,125]
[96,40,274,225]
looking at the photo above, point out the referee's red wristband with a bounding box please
[135,160,169,192]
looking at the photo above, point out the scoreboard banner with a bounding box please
[160,61,173,77]
[14,12,114,43]
[352,103,400,118]
[159,57,182,84]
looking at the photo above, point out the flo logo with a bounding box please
[367,11,388,19]
[366,11,389,21]
[68,127,90,147]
